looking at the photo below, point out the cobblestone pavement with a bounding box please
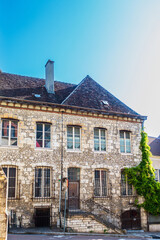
[8,234,153,240]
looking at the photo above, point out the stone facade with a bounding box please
[0,101,147,231]
[0,167,7,240]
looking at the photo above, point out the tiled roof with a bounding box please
[62,75,139,116]
[0,72,77,103]
[148,136,160,156]
[0,72,146,119]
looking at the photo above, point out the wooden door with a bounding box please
[121,209,141,230]
[68,182,80,209]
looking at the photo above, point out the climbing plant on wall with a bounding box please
[124,131,160,215]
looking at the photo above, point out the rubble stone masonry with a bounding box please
[0,105,147,230]
[0,167,7,240]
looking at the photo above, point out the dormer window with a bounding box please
[101,100,109,106]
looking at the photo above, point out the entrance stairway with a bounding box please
[62,198,123,233]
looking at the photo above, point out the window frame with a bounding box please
[2,166,17,199]
[1,119,18,147]
[36,122,51,149]
[120,130,131,153]
[121,171,133,196]
[34,167,51,198]
[94,169,108,197]
[67,125,81,151]
[94,128,106,152]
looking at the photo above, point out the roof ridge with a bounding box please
[2,72,77,87]
[2,72,44,80]
[61,75,88,104]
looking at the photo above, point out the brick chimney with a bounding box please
[45,60,54,94]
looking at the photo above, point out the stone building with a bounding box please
[0,60,147,232]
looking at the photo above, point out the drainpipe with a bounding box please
[59,111,64,228]
[142,120,144,131]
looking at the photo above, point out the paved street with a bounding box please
[8,234,154,240]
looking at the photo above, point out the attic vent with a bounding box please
[101,100,109,106]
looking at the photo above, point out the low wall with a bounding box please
[0,167,7,240]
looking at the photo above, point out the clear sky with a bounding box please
[0,0,160,137]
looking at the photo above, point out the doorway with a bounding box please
[121,209,141,230]
[35,208,50,227]
[68,168,80,209]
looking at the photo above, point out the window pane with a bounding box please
[74,127,80,149]
[2,120,9,136]
[8,168,16,198]
[121,173,126,195]
[8,187,16,198]
[126,138,131,153]
[120,139,125,153]
[94,170,100,196]
[94,129,99,151]
[2,120,9,145]
[67,127,73,149]
[44,140,50,148]
[68,168,80,181]
[100,130,106,151]
[101,171,107,196]
[3,168,7,176]
[126,132,130,139]
[128,182,132,195]
[75,127,80,149]
[44,168,50,197]
[11,139,17,146]
[155,170,158,182]
[36,140,42,148]
[11,121,18,138]
[44,132,50,140]
[35,168,42,197]
[36,131,43,139]
[37,124,43,131]
[101,129,105,138]
[45,124,50,132]
[44,125,51,148]
[120,131,124,139]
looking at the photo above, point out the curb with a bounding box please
[8,231,152,238]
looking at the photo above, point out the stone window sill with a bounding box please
[35,148,53,151]
[0,146,18,149]
[120,153,133,156]
[66,150,82,153]
[94,151,107,154]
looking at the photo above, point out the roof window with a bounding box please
[101,100,109,106]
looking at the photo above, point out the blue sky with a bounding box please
[0,0,160,137]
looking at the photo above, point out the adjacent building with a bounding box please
[148,136,160,231]
[0,60,147,232]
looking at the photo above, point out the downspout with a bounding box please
[59,110,64,228]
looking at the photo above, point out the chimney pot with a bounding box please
[45,60,54,94]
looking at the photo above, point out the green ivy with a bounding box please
[124,131,160,215]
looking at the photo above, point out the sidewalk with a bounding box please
[9,227,160,238]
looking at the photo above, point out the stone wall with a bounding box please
[0,167,7,240]
[0,105,147,230]
[62,214,117,233]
